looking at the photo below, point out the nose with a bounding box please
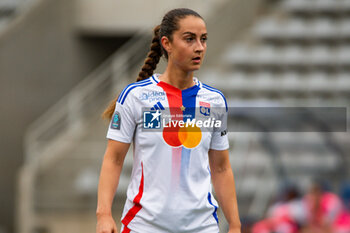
[195,39,205,53]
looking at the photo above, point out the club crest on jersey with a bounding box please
[143,110,161,129]
[199,101,210,116]
[110,111,121,130]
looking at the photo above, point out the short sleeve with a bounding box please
[106,93,136,143]
[210,131,229,150]
[209,94,229,150]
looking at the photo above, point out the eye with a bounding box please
[201,37,208,42]
[186,37,194,42]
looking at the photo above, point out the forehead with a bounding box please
[176,15,207,35]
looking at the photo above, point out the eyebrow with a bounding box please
[182,32,208,37]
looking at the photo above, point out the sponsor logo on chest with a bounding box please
[139,91,166,103]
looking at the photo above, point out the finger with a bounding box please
[98,226,113,233]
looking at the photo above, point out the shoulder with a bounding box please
[199,82,228,112]
[117,77,155,105]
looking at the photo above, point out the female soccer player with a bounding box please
[96,8,241,233]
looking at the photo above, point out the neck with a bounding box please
[159,62,195,90]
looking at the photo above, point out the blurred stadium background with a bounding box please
[0,0,349,232]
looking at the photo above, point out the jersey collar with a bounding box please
[151,73,201,88]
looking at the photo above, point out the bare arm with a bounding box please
[96,139,130,233]
[208,149,241,233]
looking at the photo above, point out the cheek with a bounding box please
[175,51,189,62]
[173,44,192,61]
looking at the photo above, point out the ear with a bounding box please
[161,36,172,55]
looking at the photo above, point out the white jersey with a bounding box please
[106,74,229,233]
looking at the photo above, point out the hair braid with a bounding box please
[137,25,162,81]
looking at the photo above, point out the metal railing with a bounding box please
[24,29,151,164]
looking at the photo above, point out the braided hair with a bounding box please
[137,25,162,81]
[103,8,202,119]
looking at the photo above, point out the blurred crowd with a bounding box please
[251,181,350,233]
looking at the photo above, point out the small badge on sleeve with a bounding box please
[221,129,227,136]
[110,111,121,130]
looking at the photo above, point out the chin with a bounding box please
[191,64,202,71]
[187,68,200,73]
[181,64,201,72]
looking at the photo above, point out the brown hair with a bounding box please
[102,8,203,120]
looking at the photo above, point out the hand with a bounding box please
[96,214,118,233]
[228,226,241,233]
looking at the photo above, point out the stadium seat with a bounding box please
[280,0,350,14]
[336,46,350,66]
[335,72,350,92]
[339,19,350,39]
[308,45,335,67]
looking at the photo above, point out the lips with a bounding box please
[192,57,201,62]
